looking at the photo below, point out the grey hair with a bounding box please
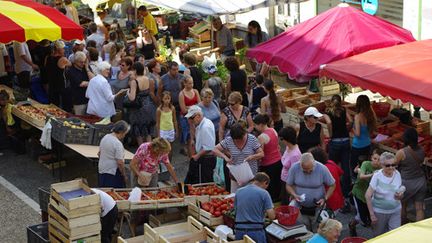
[74,51,86,63]
[111,120,130,134]
[200,88,214,98]
[317,219,342,236]
[380,151,395,164]
[300,152,315,165]
[97,61,111,73]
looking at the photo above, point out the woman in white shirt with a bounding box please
[86,61,127,118]
[365,152,404,236]
[91,188,117,243]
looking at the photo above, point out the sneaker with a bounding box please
[349,219,358,237]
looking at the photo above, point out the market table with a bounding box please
[65,144,134,160]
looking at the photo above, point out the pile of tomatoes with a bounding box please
[187,185,229,196]
[106,191,124,201]
[201,198,234,217]
[143,191,172,200]
[116,191,130,199]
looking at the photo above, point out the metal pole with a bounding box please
[210,15,214,49]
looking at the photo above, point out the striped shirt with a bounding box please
[220,134,261,174]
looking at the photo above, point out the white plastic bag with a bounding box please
[128,187,142,202]
[227,162,254,186]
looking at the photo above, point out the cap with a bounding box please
[185,105,202,119]
[304,107,323,118]
[74,39,85,45]
[206,65,218,74]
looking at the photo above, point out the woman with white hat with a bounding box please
[296,106,325,153]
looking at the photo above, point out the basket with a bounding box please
[372,102,391,118]
[51,118,95,145]
[275,206,299,226]
[341,237,367,243]
[27,222,49,243]
[92,123,114,145]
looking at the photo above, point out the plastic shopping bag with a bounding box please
[226,162,254,186]
[213,157,225,186]
[128,187,142,202]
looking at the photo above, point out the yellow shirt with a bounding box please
[143,14,158,35]
[160,110,174,131]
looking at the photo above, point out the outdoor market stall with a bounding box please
[246,3,415,83]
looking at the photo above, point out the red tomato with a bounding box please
[213,211,222,217]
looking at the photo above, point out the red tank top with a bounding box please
[261,128,282,166]
[183,90,198,115]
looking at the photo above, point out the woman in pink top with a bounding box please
[278,126,302,205]
[254,114,282,201]
[130,137,179,187]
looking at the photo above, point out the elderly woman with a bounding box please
[395,128,427,224]
[66,51,94,115]
[296,107,325,153]
[198,88,220,141]
[86,61,128,118]
[213,123,264,192]
[98,121,129,188]
[366,152,404,236]
[307,219,342,243]
[130,137,179,187]
[219,91,254,141]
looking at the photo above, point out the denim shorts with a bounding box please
[179,116,190,144]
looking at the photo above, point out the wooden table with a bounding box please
[65,144,134,160]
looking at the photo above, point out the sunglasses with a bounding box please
[229,102,236,106]
[384,164,397,168]
[188,115,197,120]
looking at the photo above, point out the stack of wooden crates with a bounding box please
[189,21,211,47]
[48,179,101,243]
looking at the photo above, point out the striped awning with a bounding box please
[0,0,83,43]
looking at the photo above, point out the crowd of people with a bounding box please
[0,2,430,243]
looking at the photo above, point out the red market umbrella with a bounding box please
[246,4,415,83]
[320,40,432,111]
[0,0,83,43]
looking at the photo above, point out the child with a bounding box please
[156,91,178,159]
[349,149,383,236]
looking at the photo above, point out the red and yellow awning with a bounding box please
[0,0,83,43]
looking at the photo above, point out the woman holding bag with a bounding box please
[213,123,264,192]
[130,137,179,187]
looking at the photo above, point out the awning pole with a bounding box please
[210,15,214,49]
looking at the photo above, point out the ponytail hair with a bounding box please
[325,94,344,118]
[264,80,279,121]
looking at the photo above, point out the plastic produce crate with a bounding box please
[38,187,50,212]
[27,222,49,243]
[51,117,94,145]
[92,123,114,146]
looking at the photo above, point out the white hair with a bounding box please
[97,61,111,73]
[74,51,86,63]
[380,152,395,164]
[300,152,315,165]
[318,219,342,236]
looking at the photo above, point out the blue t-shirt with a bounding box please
[234,184,273,229]
[199,101,220,132]
[307,234,328,243]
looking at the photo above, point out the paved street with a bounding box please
[1,138,428,242]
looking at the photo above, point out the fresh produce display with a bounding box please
[143,190,173,200]
[200,198,234,217]
[38,106,67,118]
[17,105,46,120]
[62,120,89,129]
[187,184,229,196]
[106,191,124,201]
[116,191,130,199]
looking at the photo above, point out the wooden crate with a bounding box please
[161,227,218,243]
[222,235,255,243]
[142,187,185,209]
[49,229,100,243]
[117,235,145,243]
[12,105,46,128]
[100,188,130,211]
[48,204,99,229]
[144,216,203,243]
[412,117,430,135]
[319,83,340,96]
[149,210,188,228]
[187,203,223,227]
[48,215,100,241]
[50,179,100,211]
[49,197,100,219]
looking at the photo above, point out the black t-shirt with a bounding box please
[327,109,349,139]
[65,66,89,105]
[189,66,202,92]
[297,122,322,153]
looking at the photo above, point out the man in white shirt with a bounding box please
[86,62,126,118]
[185,105,216,183]
[91,188,118,243]
[86,22,105,56]
[12,42,38,90]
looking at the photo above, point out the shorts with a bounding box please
[160,129,175,142]
[402,177,428,203]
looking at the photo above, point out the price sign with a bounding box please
[362,0,379,15]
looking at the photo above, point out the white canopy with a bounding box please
[141,0,289,16]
